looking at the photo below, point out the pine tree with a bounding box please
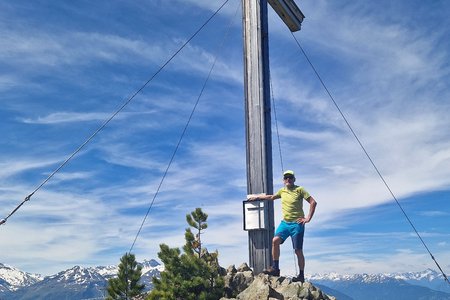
[184,208,208,258]
[107,252,145,300]
[147,208,224,300]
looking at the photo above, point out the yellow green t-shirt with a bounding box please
[275,185,310,222]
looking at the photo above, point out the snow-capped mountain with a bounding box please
[309,269,450,300]
[90,264,118,279]
[0,263,43,293]
[50,265,106,284]
[8,265,109,300]
[392,268,442,281]
[308,268,449,293]
[1,260,163,300]
[91,258,164,282]
[390,268,450,293]
[139,259,165,287]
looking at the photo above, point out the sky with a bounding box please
[1,0,449,278]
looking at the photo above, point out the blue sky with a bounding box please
[1,0,449,277]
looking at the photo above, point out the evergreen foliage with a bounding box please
[106,252,145,300]
[147,208,224,300]
[184,207,208,257]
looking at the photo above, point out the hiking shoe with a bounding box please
[262,267,280,276]
[291,274,304,283]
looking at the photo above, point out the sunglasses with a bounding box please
[283,175,294,180]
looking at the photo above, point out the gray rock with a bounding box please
[279,283,301,298]
[227,265,237,274]
[224,264,255,298]
[221,267,336,300]
[237,263,252,272]
[298,285,311,299]
[237,275,279,300]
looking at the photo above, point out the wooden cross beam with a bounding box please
[268,0,305,32]
[242,0,304,275]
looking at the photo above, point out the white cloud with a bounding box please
[0,158,59,179]
[420,211,450,217]
[21,112,120,124]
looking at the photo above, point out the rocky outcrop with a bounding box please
[221,263,336,300]
[223,263,255,297]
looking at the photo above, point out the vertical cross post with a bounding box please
[242,0,274,275]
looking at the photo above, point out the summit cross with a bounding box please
[242,0,304,275]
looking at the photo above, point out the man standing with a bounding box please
[249,170,317,282]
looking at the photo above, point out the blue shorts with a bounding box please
[275,220,305,250]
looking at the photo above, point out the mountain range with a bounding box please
[0,260,163,300]
[308,270,450,300]
[1,261,449,300]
